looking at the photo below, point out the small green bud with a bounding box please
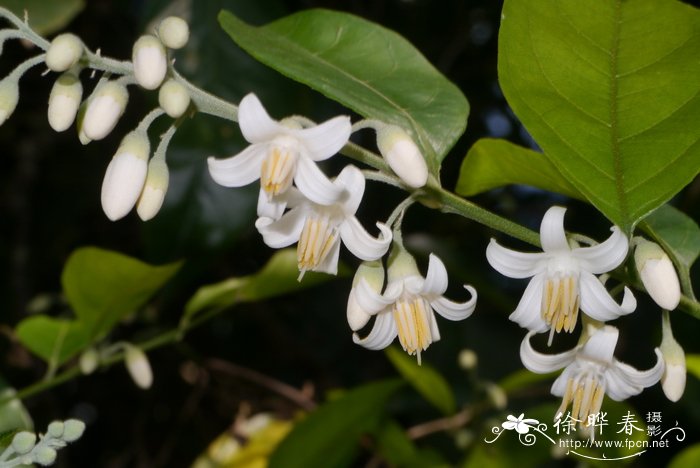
[158,79,190,118]
[46,33,83,72]
[137,158,169,221]
[47,421,65,438]
[158,16,190,49]
[0,77,20,126]
[11,431,36,455]
[62,419,86,442]
[34,446,57,466]
[660,314,686,402]
[79,348,100,375]
[387,244,420,282]
[458,349,478,370]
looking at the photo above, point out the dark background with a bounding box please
[1,1,699,466]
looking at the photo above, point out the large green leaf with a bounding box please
[2,0,85,35]
[456,138,583,199]
[269,379,403,468]
[640,205,700,270]
[499,0,700,231]
[385,346,456,415]
[62,247,181,340]
[219,9,469,171]
[670,444,700,468]
[686,354,700,381]
[182,249,339,326]
[15,316,90,365]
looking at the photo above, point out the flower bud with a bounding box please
[458,349,478,370]
[660,316,686,402]
[158,16,190,49]
[48,72,82,131]
[0,76,20,126]
[634,238,681,310]
[158,79,190,118]
[387,244,420,282]
[132,35,167,90]
[34,446,57,466]
[347,260,385,331]
[62,419,86,442]
[46,33,83,72]
[11,432,36,455]
[101,131,150,221]
[137,158,169,221]
[484,382,507,410]
[79,347,99,375]
[83,81,129,140]
[376,125,428,188]
[125,344,153,389]
[47,421,65,438]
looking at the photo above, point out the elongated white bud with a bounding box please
[46,33,83,72]
[347,260,385,331]
[83,81,129,140]
[79,347,99,375]
[634,238,681,310]
[125,344,153,389]
[11,432,36,455]
[34,446,57,466]
[48,72,82,131]
[133,35,167,90]
[158,16,190,49]
[0,76,19,126]
[660,313,685,402]
[62,419,86,442]
[158,79,190,118]
[376,125,428,188]
[101,131,150,221]
[137,158,169,221]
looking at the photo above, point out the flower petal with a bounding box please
[509,273,549,333]
[334,165,365,214]
[347,288,373,331]
[208,144,266,187]
[540,206,570,252]
[421,254,449,296]
[579,271,636,321]
[312,236,342,275]
[255,208,306,248]
[579,325,619,364]
[353,278,395,315]
[520,330,577,374]
[340,218,392,261]
[573,226,629,274]
[238,93,287,143]
[294,156,344,205]
[295,115,351,161]
[486,239,545,279]
[352,312,398,350]
[430,285,477,321]
[551,366,577,396]
[613,348,664,388]
[257,189,287,219]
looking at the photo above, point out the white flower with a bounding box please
[502,413,539,434]
[255,165,391,277]
[101,131,150,221]
[520,325,663,424]
[132,35,167,90]
[634,238,681,310]
[208,93,351,206]
[352,249,477,362]
[376,124,428,188]
[486,206,635,342]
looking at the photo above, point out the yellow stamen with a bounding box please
[542,275,579,340]
[297,215,336,278]
[261,146,297,195]
[557,376,605,427]
[392,296,432,361]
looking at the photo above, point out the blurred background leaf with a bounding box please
[2,0,85,35]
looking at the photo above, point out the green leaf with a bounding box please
[0,377,33,434]
[669,444,700,468]
[218,9,469,171]
[498,368,557,395]
[3,0,85,35]
[374,421,448,468]
[269,379,403,468]
[62,247,181,340]
[385,346,456,415]
[686,354,700,381]
[456,138,583,199]
[15,316,90,365]
[499,0,700,231]
[183,249,338,324]
[640,205,700,270]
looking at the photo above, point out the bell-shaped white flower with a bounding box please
[352,248,477,362]
[486,206,635,343]
[82,81,129,140]
[255,165,391,277]
[45,33,83,72]
[101,131,150,221]
[634,238,681,310]
[48,72,82,132]
[208,93,351,206]
[158,16,190,50]
[132,35,167,90]
[376,124,428,188]
[521,325,663,424]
